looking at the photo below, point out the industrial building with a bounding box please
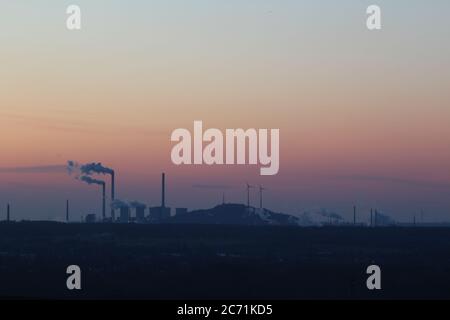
[149,206,170,221]
[77,171,173,224]
[135,206,146,223]
[85,214,96,223]
[175,208,188,216]
[120,206,130,223]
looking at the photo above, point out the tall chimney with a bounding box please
[111,171,115,221]
[353,206,356,225]
[370,209,373,227]
[7,204,10,222]
[66,200,69,222]
[161,173,166,208]
[102,182,106,221]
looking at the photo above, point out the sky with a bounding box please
[1,0,450,222]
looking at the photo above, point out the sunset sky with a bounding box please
[1,0,450,222]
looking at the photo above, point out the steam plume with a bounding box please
[79,175,106,220]
[80,162,114,175]
[318,209,343,221]
[67,160,115,220]
[111,199,129,210]
[67,160,80,175]
[0,165,66,174]
[80,175,105,186]
[129,201,147,209]
[67,161,114,176]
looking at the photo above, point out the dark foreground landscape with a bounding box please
[1,222,450,299]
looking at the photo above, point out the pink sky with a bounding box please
[1,1,450,221]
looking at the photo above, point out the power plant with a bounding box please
[78,172,171,224]
[80,163,113,221]
[79,175,106,221]
[68,161,114,221]
[65,161,397,227]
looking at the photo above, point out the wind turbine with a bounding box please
[246,182,255,208]
[259,185,266,209]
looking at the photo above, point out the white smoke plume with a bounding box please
[67,160,80,176]
[111,199,129,209]
[67,161,114,176]
[317,209,344,222]
[80,162,114,175]
[129,201,147,209]
[375,211,395,226]
[80,175,105,186]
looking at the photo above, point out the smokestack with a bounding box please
[161,173,165,208]
[71,162,114,221]
[111,170,115,221]
[7,203,10,222]
[102,182,106,220]
[66,200,69,222]
[353,206,356,225]
[370,209,373,227]
[79,176,106,221]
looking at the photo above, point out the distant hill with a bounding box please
[169,203,300,226]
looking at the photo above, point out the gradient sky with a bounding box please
[1,0,450,222]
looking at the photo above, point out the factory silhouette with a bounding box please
[58,161,399,227]
[71,170,288,225]
[67,162,174,224]
[84,172,173,224]
[1,161,435,227]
